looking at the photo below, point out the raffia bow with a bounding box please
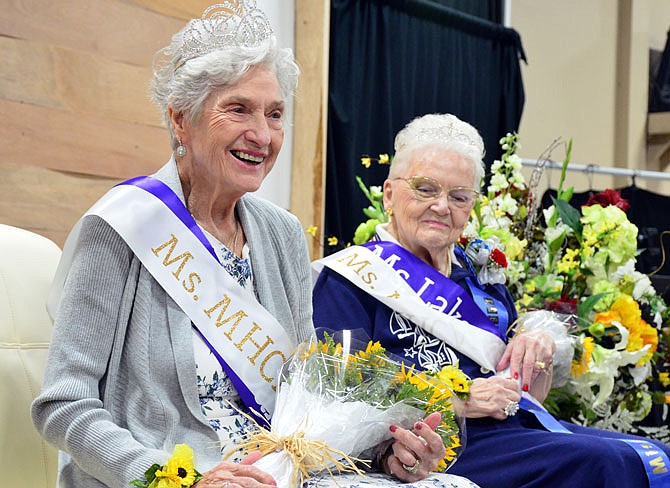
[232,422,370,487]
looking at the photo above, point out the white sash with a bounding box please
[49,183,294,420]
[313,246,506,371]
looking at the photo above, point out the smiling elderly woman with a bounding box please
[312,113,670,488]
[31,4,313,488]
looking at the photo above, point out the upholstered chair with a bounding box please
[0,224,61,487]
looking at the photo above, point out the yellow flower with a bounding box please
[378,153,390,164]
[665,394,670,405]
[327,236,339,246]
[659,372,670,388]
[154,444,198,488]
[519,294,533,308]
[556,248,580,274]
[306,225,318,237]
[361,156,371,168]
[435,365,470,395]
[571,337,595,376]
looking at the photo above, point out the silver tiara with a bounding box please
[394,116,484,155]
[177,1,273,69]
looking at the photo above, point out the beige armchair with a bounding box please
[0,224,61,487]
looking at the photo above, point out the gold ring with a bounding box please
[535,360,546,370]
[402,460,420,474]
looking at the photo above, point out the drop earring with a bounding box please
[176,139,187,158]
[387,208,393,217]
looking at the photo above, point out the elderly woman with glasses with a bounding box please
[312,113,670,488]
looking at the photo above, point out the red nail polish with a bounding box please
[415,422,422,430]
[522,384,529,392]
[514,372,519,380]
[390,425,397,433]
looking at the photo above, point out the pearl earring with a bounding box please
[176,139,187,158]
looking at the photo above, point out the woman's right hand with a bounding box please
[195,451,277,488]
[463,376,521,420]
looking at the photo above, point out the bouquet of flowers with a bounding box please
[464,133,670,437]
[231,330,468,487]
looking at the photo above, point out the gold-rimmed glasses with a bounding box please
[393,175,479,209]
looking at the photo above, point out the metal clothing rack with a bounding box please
[521,158,670,182]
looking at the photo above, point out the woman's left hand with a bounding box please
[383,412,445,482]
[496,328,556,395]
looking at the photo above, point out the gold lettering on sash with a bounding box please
[234,322,275,364]
[203,295,248,332]
[337,252,372,275]
[387,291,400,299]
[151,234,194,280]
[337,251,378,287]
[260,349,287,389]
[649,456,668,474]
[183,272,201,293]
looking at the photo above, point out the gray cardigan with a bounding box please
[31,160,314,488]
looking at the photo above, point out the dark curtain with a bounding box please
[325,0,526,246]
[430,0,504,23]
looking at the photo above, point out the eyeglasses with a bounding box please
[393,175,479,209]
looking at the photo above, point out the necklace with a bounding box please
[227,219,240,254]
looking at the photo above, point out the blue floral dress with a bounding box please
[193,235,256,461]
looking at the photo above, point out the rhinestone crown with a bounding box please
[394,115,484,155]
[176,1,273,69]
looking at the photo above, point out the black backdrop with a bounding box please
[325,0,526,246]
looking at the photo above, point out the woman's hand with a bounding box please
[496,328,556,401]
[194,451,277,488]
[463,376,521,420]
[382,412,446,482]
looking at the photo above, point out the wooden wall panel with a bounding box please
[1,36,160,127]
[0,163,121,246]
[4,99,170,178]
[0,0,184,65]
[0,0,188,248]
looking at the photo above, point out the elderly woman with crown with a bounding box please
[31,3,314,488]
[312,113,670,487]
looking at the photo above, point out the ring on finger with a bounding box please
[402,459,420,474]
[535,360,546,370]
[504,400,519,417]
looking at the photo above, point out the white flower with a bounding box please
[497,193,519,215]
[489,173,509,191]
[507,153,522,170]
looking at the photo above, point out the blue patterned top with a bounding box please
[193,234,255,461]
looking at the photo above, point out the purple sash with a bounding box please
[117,176,269,425]
[361,241,506,341]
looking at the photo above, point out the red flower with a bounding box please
[490,248,508,268]
[545,297,578,315]
[584,189,630,212]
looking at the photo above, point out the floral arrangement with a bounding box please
[346,134,670,440]
[130,444,202,488]
[464,133,670,438]
[233,330,469,487]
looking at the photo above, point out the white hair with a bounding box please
[389,113,485,189]
[150,21,299,150]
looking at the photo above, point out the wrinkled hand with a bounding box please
[463,376,521,420]
[497,328,556,394]
[384,412,446,482]
[194,452,277,488]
